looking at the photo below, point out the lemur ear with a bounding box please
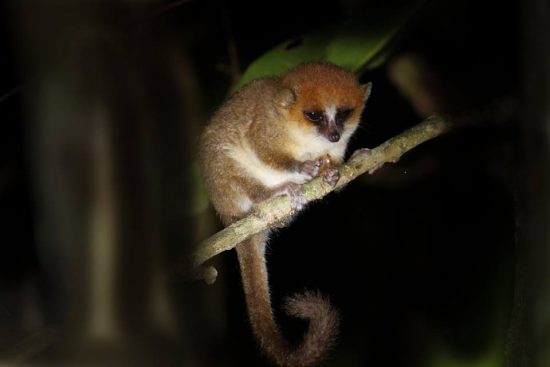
[275,88,296,108]
[362,82,373,102]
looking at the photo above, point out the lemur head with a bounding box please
[275,61,371,143]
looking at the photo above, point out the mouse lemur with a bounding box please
[199,61,371,367]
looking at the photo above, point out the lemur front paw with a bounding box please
[299,159,322,179]
[299,155,334,179]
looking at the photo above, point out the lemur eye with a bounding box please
[303,110,324,123]
[336,108,354,124]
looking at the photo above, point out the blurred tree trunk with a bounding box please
[8,0,219,365]
[507,0,550,366]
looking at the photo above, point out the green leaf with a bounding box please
[325,21,401,73]
[233,1,424,91]
[232,30,332,91]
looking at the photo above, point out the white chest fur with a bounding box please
[225,139,310,189]
[224,120,357,191]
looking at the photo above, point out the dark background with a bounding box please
[0,0,544,366]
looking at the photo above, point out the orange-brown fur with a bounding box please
[282,62,366,129]
[199,62,370,367]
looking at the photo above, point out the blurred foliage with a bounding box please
[427,344,503,367]
[0,0,524,366]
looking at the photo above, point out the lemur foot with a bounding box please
[277,182,307,212]
[350,148,372,160]
[350,148,381,173]
[322,167,340,187]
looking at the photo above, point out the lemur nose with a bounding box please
[328,132,340,142]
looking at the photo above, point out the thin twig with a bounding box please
[192,115,450,283]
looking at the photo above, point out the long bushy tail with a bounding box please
[236,232,340,367]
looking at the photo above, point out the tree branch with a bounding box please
[192,115,450,284]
